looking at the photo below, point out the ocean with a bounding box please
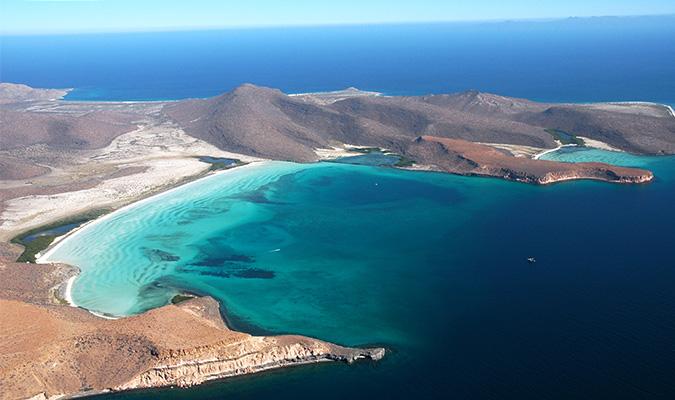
[2,16,675,104]
[7,16,675,399]
[44,150,675,400]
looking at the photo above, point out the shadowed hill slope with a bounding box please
[163,84,343,161]
[164,84,675,161]
[515,105,675,154]
[0,109,139,150]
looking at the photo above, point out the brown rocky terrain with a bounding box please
[514,104,675,155]
[162,84,672,184]
[0,83,69,104]
[163,84,556,161]
[2,82,673,191]
[0,82,672,399]
[164,84,675,159]
[0,108,139,150]
[0,262,384,400]
[406,136,653,184]
[0,155,50,180]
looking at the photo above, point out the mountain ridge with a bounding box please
[164,83,675,160]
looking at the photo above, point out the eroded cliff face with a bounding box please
[120,337,384,390]
[536,169,654,185]
[0,264,384,400]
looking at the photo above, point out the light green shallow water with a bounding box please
[539,146,658,167]
[45,159,516,345]
[47,162,308,315]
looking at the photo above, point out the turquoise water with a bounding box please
[540,146,659,168]
[6,14,675,398]
[47,160,507,345]
[46,150,675,399]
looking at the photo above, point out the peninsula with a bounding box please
[1,82,674,399]
[0,259,384,400]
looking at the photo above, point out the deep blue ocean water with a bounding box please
[44,150,675,400]
[7,16,675,399]
[2,16,675,104]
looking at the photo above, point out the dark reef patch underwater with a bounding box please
[44,150,675,399]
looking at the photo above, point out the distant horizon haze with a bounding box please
[1,14,675,37]
[2,0,675,35]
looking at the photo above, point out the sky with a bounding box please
[2,0,675,35]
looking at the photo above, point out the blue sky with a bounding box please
[2,0,675,35]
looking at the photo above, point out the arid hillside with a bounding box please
[164,84,675,160]
[0,261,384,400]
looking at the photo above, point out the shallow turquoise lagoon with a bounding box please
[46,160,521,345]
[540,146,660,168]
[46,151,675,399]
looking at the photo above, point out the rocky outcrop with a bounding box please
[120,337,384,390]
[405,136,653,185]
[0,263,384,400]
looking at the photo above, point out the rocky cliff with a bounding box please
[0,263,384,400]
[120,336,384,390]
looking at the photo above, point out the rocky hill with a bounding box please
[164,84,675,161]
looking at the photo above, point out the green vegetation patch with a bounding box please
[171,294,196,304]
[545,128,585,146]
[11,209,109,263]
[197,156,246,171]
[394,156,415,167]
[14,235,57,263]
[350,147,382,154]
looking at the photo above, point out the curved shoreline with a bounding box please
[33,137,658,315]
[533,144,569,160]
[667,104,675,118]
[38,161,270,314]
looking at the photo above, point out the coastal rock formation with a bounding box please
[119,333,383,391]
[0,263,383,400]
[405,136,653,184]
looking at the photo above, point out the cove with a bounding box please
[43,152,675,399]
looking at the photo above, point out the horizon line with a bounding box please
[2,13,674,37]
